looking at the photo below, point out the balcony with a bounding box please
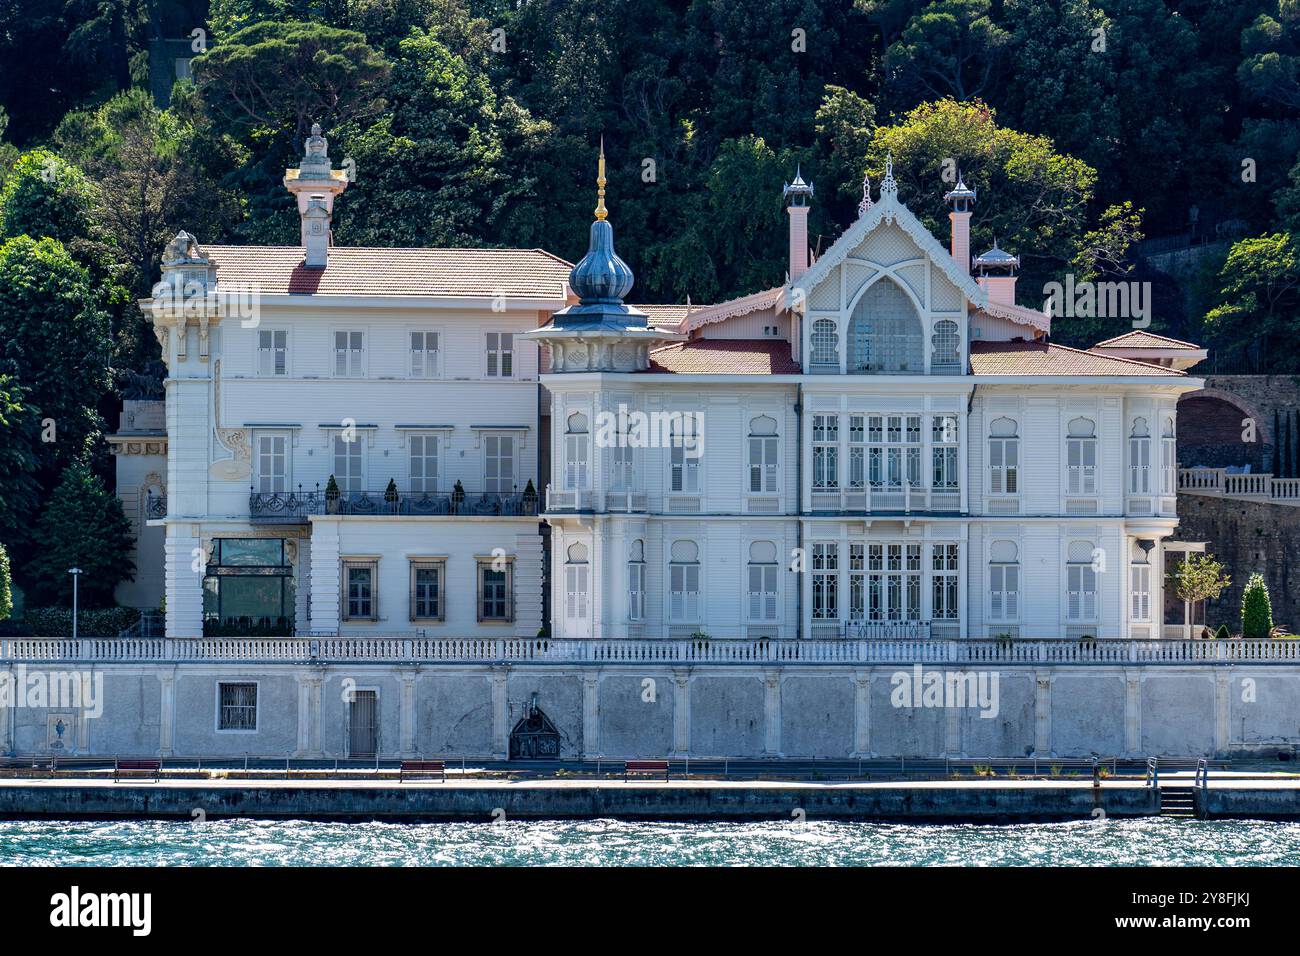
[809,484,961,515]
[249,486,539,524]
[546,488,649,513]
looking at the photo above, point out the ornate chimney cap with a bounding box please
[162,230,206,267]
[783,165,815,206]
[973,238,1019,273]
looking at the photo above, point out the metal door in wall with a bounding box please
[348,690,378,758]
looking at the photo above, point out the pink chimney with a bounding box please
[783,168,814,280]
[943,178,976,271]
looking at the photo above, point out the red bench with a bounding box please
[114,759,161,782]
[399,759,446,782]
[624,759,670,782]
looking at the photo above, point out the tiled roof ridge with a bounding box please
[971,338,1186,376]
[1092,330,1200,349]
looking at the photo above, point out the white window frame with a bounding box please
[564,560,589,622]
[669,545,701,623]
[409,329,441,378]
[747,558,779,622]
[1130,562,1151,622]
[485,331,515,378]
[813,414,839,490]
[1129,418,1151,495]
[333,329,366,378]
[989,419,1020,496]
[483,433,516,495]
[812,542,838,621]
[989,543,1019,622]
[256,328,288,377]
[747,417,779,494]
[564,413,590,492]
[408,433,439,494]
[627,557,645,622]
[932,415,959,491]
[255,431,290,493]
[864,542,923,622]
[1066,418,1098,496]
[669,417,701,494]
[1160,418,1177,496]
[333,433,365,493]
[932,542,959,620]
[1067,562,1099,622]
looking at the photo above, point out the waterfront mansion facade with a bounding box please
[144,130,1203,643]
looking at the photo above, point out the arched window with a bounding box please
[1066,417,1097,495]
[1129,417,1151,494]
[748,415,779,493]
[1066,540,1098,621]
[627,539,645,622]
[810,319,838,369]
[564,542,589,621]
[931,319,960,371]
[989,417,1019,494]
[564,412,589,491]
[747,541,779,621]
[847,279,923,373]
[989,540,1019,621]
[669,541,701,622]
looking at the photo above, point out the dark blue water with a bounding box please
[1,818,1298,866]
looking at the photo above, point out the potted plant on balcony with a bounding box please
[522,478,537,512]
[451,479,465,512]
[325,474,341,514]
[384,478,399,512]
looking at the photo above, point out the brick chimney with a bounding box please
[943,177,976,272]
[783,167,814,280]
[284,123,348,269]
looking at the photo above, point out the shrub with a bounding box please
[1214,624,1231,640]
[1241,573,1274,640]
[0,542,10,620]
[20,606,141,636]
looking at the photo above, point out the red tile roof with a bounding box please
[646,339,800,374]
[1091,330,1201,350]
[630,303,707,328]
[970,340,1186,376]
[205,245,572,299]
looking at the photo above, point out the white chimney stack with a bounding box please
[283,122,348,269]
[303,195,331,268]
[783,167,814,281]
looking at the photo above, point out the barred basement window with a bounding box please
[409,560,445,622]
[218,682,257,731]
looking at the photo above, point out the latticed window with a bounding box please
[747,541,779,621]
[932,543,959,620]
[218,682,257,731]
[932,415,959,490]
[989,540,1019,621]
[1129,418,1151,494]
[813,414,838,489]
[931,319,959,370]
[1066,417,1097,495]
[989,417,1019,494]
[669,540,701,622]
[810,318,838,367]
[864,415,921,488]
[847,279,923,373]
[1066,540,1098,621]
[864,543,922,621]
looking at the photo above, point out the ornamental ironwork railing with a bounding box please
[146,493,167,518]
[249,486,539,522]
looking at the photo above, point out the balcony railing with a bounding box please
[1178,467,1300,505]
[250,486,539,523]
[546,487,649,513]
[146,492,167,519]
[810,484,962,514]
[7,636,1300,665]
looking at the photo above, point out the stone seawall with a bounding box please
[4,661,1299,761]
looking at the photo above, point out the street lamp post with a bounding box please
[68,567,82,641]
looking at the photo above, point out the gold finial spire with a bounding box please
[595,137,608,221]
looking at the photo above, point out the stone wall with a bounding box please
[1178,375,1300,473]
[1175,493,1300,632]
[5,661,1298,761]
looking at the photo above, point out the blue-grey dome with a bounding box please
[570,219,634,304]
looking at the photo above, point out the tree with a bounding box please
[0,236,112,474]
[884,0,1009,105]
[1204,233,1300,373]
[26,460,135,608]
[0,372,41,547]
[1238,4,1300,111]
[0,542,11,621]
[1166,553,1231,640]
[1240,572,1275,640]
[0,150,98,247]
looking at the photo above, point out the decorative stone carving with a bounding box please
[211,360,252,480]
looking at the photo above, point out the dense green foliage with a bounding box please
[0,542,11,621]
[1241,572,1275,640]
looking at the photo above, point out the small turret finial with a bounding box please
[595,137,608,221]
[858,171,874,216]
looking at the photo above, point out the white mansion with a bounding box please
[139,129,1203,645]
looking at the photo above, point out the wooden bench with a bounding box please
[624,759,670,782]
[114,759,161,782]
[399,759,446,783]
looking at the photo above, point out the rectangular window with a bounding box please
[486,332,514,377]
[409,560,445,622]
[565,432,589,491]
[408,435,439,493]
[989,563,1019,621]
[861,415,922,489]
[257,330,287,376]
[1129,437,1151,494]
[932,416,959,490]
[333,434,363,492]
[670,418,701,493]
[565,563,589,620]
[1131,563,1151,622]
[748,436,778,493]
[478,559,513,622]
[218,682,257,731]
[484,435,515,494]
[1067,438,1097,495]
[410,331,440,377]
[848,415,865,489]
[1160,436,1176,495]
[812,543,838,620]
[747,562,778,621]
[990,437,1019,494]
[334,330,365,377]
[610,439,633,490]
[669,562,701,622]
[932,543,959,620]
[256,433,288,493]
[1067,564,1098,621]
[863,543,923,621]
[342,560,377,621]
[813,415,838,490]
[628,561,645,621]
[848,544,866,620]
